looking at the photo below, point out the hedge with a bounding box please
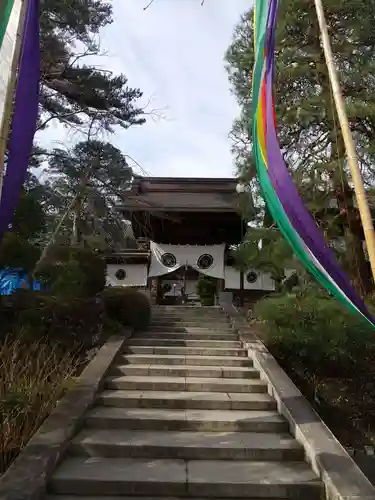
[102,287,151,331]
[0,290,107,350]
[253,292,375,377]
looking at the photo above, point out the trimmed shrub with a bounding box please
[0,290,107,350]
[197,276,217,306]
[36,246,106,298]
[253,292,374,377]
[0,232,40,272]
[102,287,151,331]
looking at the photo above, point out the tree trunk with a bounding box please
[71,197,83,246]
[334,179,372,295]
[328,126,372,295]
[316,44,373,296]
[71,169,89,247]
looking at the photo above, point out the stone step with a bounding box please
[150,314,228,319]
[119,354,252,367]
[123,346,247,357]
[152,313,224,317]
[148,326,233,332]
[136,331,237,340]
[150,321,231,327]
[105,375,267,393]
[148,326,233,333]
[85,407,289,433]
[150,320,226,325]
[153,306,221,311]
[49,457,322,498]
[97,390,277,411]
[129,339,242,348]
[151,314,225,320]
[153,306,222,309]
[70,429,304,461]
[110,364,260,379]
[48,497,291,500]
[151,311,230,323]
[151,320,226,326]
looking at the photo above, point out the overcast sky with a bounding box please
[38,0,251,178]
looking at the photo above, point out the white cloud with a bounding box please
[38,0,251,178]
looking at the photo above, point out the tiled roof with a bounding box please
[118,177,240,212]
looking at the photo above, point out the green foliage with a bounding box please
[102,287,151,331]
[225,1,375,293]
[233,226,294,290]
[197,276,217,298]
[6,0,145,259]
[47,140,135,250]
[197,277,217,306]
[0,187,47,273]
[49,260,87,297]
[39,0,145,132]
[254,292,374,377]
[36,246,106,297]
[0,233,40,272]
[226,1,375,167]
[0,290,107,350]
[11,190,46,241]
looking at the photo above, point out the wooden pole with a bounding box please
[314,0,375,284]
[0,0,27,200]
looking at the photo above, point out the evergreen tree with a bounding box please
[226,1,375,295]
[39,0,146,132]
[0,0,146,271]
[48,140,135,250]
[233,227,294,292]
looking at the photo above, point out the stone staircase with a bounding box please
[47,306,324,500]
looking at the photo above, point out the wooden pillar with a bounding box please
[239,270,244,307]
[156,277,162,304]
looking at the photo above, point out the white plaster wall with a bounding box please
[224,266,275,291]
[106,264,148,287]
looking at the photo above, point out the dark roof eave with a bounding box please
[135,176,237,184]
[117,206,239,213]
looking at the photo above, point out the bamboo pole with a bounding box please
[314,0,375,284]
[0,0,27,200]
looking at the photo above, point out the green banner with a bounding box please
[0,0,15,49]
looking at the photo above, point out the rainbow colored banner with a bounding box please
[252,0,375,327]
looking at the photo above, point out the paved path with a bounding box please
[47,306,323,500]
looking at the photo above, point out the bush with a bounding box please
[0,290,107,350]
[36,246,106,298]
[0,232,40,272]
[253,292,374,377]
[197,276,217,304]
[102,287,151,331]
[0,336,78,472]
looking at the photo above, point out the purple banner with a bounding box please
[0,0,40,237]
[264,0,370,317]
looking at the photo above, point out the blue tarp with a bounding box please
[0,268,42,295]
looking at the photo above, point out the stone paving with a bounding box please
[47,306,324,500]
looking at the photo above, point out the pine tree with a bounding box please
[226,0,375,295]
[48,140,135,250]
[39,0,146,133]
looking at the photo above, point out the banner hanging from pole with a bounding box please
[252,0,375,327]
[0,0,40,238]
[0,0,21,146]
